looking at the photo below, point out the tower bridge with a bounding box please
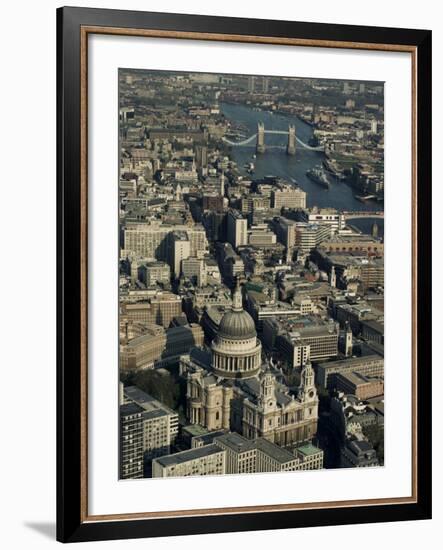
[222,122,323,154]
[342,211,384,220]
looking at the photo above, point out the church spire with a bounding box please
[232,278,243,311]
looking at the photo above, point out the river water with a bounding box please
[221,102,384,236]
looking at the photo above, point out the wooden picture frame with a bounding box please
[57,6,432,543]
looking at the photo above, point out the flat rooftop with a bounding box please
[317,355,383,370]
[182,424,209,437]
[120,402,143,416]
[256,438,297,463]
[124,386,177,416]
[296,443,323,457]
[193,430,226,446]
[154,444,223,467]
[215,432,256,453]
[142,408,168,420]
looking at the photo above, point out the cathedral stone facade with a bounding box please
[180,283,319,447]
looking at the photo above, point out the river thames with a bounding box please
[221,102,384,237]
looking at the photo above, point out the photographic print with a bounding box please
[57,9,431,540]
[118,69,385,480]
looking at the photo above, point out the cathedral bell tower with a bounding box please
[258,370,277,411]
[297,361,317,403]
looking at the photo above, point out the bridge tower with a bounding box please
[256,122,266,154]
[287,124,296,155]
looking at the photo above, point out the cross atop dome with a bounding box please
[232,278,243,311]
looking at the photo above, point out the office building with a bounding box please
[161,431,324,476]
[217,242,245,283]
[139,261,171,287]
[271,185,306,210]
[227,210,248,249]
[247,225,277,246]
[120,324,166,370]
[214,433,319,474]
[141,408,172,460]
[335,372,384,400]
[169,231,191,279]
[240,194,271,214]
[341,438,379,468]
[121,291,182,328]
[123,222,207,261]
[195,145,208,173]
[247,75,256,93]
[293,443,324,470]
[152,444,226,478]
[293,207,346,232]
[120,323,204,370]
[269,316,339,366]
[181,257,207,286]
[318,235,384,255]
[214,432,257,474]
[255,437,300,472]
[361,319,384,345]
[294,223,332,254]
[202,194,225,212]
[120,403,144,479]
[272,217,297,250]
[124,386,179,455]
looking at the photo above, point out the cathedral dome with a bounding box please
[217,280,256,340]
[211,280,262,380]
[218,309,256,340]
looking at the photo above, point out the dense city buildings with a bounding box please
[152,432,324,477]
[316,354,384,390]
[121,291,182,328]
[120,323,204,370]
[119,69,385,479]
[123,385,179,462]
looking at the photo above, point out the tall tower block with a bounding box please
[287,124,296,155]
[256,122,266,154]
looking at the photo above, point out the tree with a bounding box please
[363,423,384,465]
[121,369,182,410]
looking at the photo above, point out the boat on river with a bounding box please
[306,166,329,188]
[245,162,255,174]
[323,158,345,180]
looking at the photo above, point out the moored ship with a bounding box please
[323,158,345,180]
[246,162,255,174]
[306,166,329,188]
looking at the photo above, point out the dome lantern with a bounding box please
[232,278,243,311]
